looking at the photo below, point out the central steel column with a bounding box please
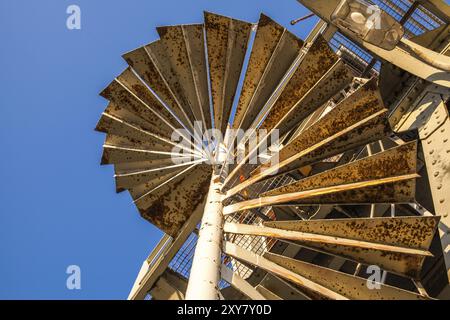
[185,174,224,300]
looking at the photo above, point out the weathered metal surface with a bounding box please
[264,216,440,251]
[276,60,354,137]
[100,69,183,134]
[101,145,192,166]
[128,167,195,200]
[264,253,429,300]
[155,25,208,129]
[224,215,438,278]
[224,78,389,199]
[224,222,431,256]
[115,161,203,190]
[259,78,386,176]
[232,14,303,132]
[417,96,450,284]
[134,164,212,237]
[122,46,194,129]
[264,142,417,197]
[116,68,181,129]
[145,40,197,125]
[223,174,418,214]
[99,84,173,139]
[96,111,172,149]
[224,41,352,186]
[260,36,339,132]
[181,24,212,131]
[223,241,349,300]
[205,12,252,134]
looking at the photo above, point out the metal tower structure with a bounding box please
[96,0,450,300]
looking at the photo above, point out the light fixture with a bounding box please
[331,0,404,50]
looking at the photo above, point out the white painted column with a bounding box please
[185,174,224,300]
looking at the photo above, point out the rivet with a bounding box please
[440,199,445,204]
[444,138,448,143]
[434,172,440,177]
[432,160,437,165]
[429,149,434,155]
[437,185,442,190]
[427,140,432,145]
[441,128,446,133]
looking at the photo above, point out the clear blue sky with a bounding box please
[0,0,314,299]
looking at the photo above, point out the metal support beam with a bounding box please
[128,198,206,300]
[221,265,267,300]
[150,269,188,300]
[185,175,224,300]
[223,241,349,300]
[418,97,450,289]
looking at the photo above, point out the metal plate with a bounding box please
[116,68,181,129]
[156,25,207,129]
[265,252,428,300]
[100,79,174,138]
[224,215,439,278]
[260,36,339,132]
[182,24,212,131]
[115,161,203,189]
[224,78,389,199]
[264,216,440,251]
[263,142,418,197]
[276,60,354,137]
[223,241,348,300]
[232,14,303,133]
[205,12,252,134]
[134,164,212,237]
[123,47,194,129]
